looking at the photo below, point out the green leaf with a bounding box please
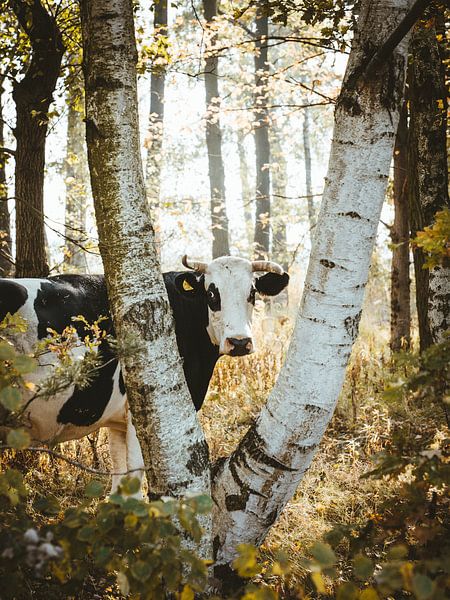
[13,355,37,374]
[412,574,434,600]
[117,572,130,596]
[130,559,154,582]
[119,476,141,496]
[387,544,408,560]
[0,386,21,411]
[311,542,336,567]
[337,582,359,600]
[233,544,262,578]
[359,588,379,600]
[0,343,16,360]
[7,428,31,450]
[353,554,374,580]
[85,479,105,498]
[77,526,96,542]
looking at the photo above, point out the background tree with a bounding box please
[203,0,230,258]
[0,80,13,277]
[9,0,64,277]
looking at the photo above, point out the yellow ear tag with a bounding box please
[183,279,194,292]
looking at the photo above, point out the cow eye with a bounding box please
[248,286,256,305]
[207,284,221,312]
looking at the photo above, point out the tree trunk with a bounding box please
[144,0,167,236]
[203,0,230,258]
[237,129,253,254]
[64,79,88,271]
[390,103,410,351]
[10,0,64,278]
[253,1,271,260]
[270,132,288,269]
[303,106,316,234]
[80,0,211,554]
[408,10,449,349]
[0,81,13,277]
[212,0,410,582]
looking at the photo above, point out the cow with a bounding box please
[0,255,289,494]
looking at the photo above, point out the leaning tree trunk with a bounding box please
[80,0,211,554]
[390,103,410,351]
[212,0,410,582]
[10,0,64,278]
[144,0,168,234]
[64,77,88,271]
[408,8,449,348]
[0,80,13,277]
[253,0,271,260]
[203,0,230,258]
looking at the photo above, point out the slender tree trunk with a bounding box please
[237,129,253,253]
[0,81,13,277]
[212,0,410,583]
[408,8,449,349]
[303,106,316,233]
[253,0,270,260]
[64,79,88,271]
[10,0,64,277]
[390,104,410,351]
[203,0,230,258]
[270,132,287,269]
[145,0,167,236]
[80,0,211,555]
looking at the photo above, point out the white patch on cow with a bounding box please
[204,257,255,355]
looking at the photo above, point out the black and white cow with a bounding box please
[0,256,289,493]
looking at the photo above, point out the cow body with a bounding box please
[0,257,289,494]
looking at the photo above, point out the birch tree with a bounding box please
[80,0,211,553]
[212,0,410,580]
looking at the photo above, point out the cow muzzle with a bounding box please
[224,337,254,356]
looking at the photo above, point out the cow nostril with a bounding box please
[227,337,253,356]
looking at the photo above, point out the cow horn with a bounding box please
[182,255,208,273]
[251,260,284,275]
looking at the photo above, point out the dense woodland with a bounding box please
[0,0,448,598]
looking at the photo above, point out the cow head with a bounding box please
[175,255,289,356]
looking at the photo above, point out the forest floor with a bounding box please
[3,303,444,598]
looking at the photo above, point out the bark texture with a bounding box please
[408,10,449,348]
[145,0,167,233]
[10,0,64,277]
[0,82,13,277]
[80,0,211,524]
[203,0,230,258]
[64,79,88,271]
[253,1,271,260]
[390,104,410,351]
[212,0,410,578]
[237,129,253,253]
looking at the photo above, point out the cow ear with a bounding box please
[175,272,205,297]
[255,272,289,296]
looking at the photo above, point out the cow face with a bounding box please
[176,256,289,356]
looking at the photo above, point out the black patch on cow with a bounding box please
[254,272,289,297]
[0,280,28,321]
[247,285,256,305]
[186,440,210,476]
[118,370,126,395]
[174,272,205,298]
[57,342,118,426]
[206,283,221,312]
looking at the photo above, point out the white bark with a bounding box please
[212,0,410,572]
[80,0,211,554]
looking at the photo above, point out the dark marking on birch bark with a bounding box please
[186,440,209,476]
[238,428,298,472]
[320,259,335,268]
[338,211,362,219]
[213,535,221,560]
[344,310,362,341]
[124,297,174,342]
[305,284,325,294]
[225,489,249,511]
[211,456,227,481]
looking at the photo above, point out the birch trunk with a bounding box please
[253,1,271,260]
[390,104,410,351]
[203,0,230,258]
[212,0,410,580]
[80,0,211,552]
[64,79,88,271]
[144,0,167,236]
[0,81,13,277]
[10,0,64,278]
[237,129,253,253]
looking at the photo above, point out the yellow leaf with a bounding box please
[360,588,379,600]
[180,584,194,600]
[312,571,326,593]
